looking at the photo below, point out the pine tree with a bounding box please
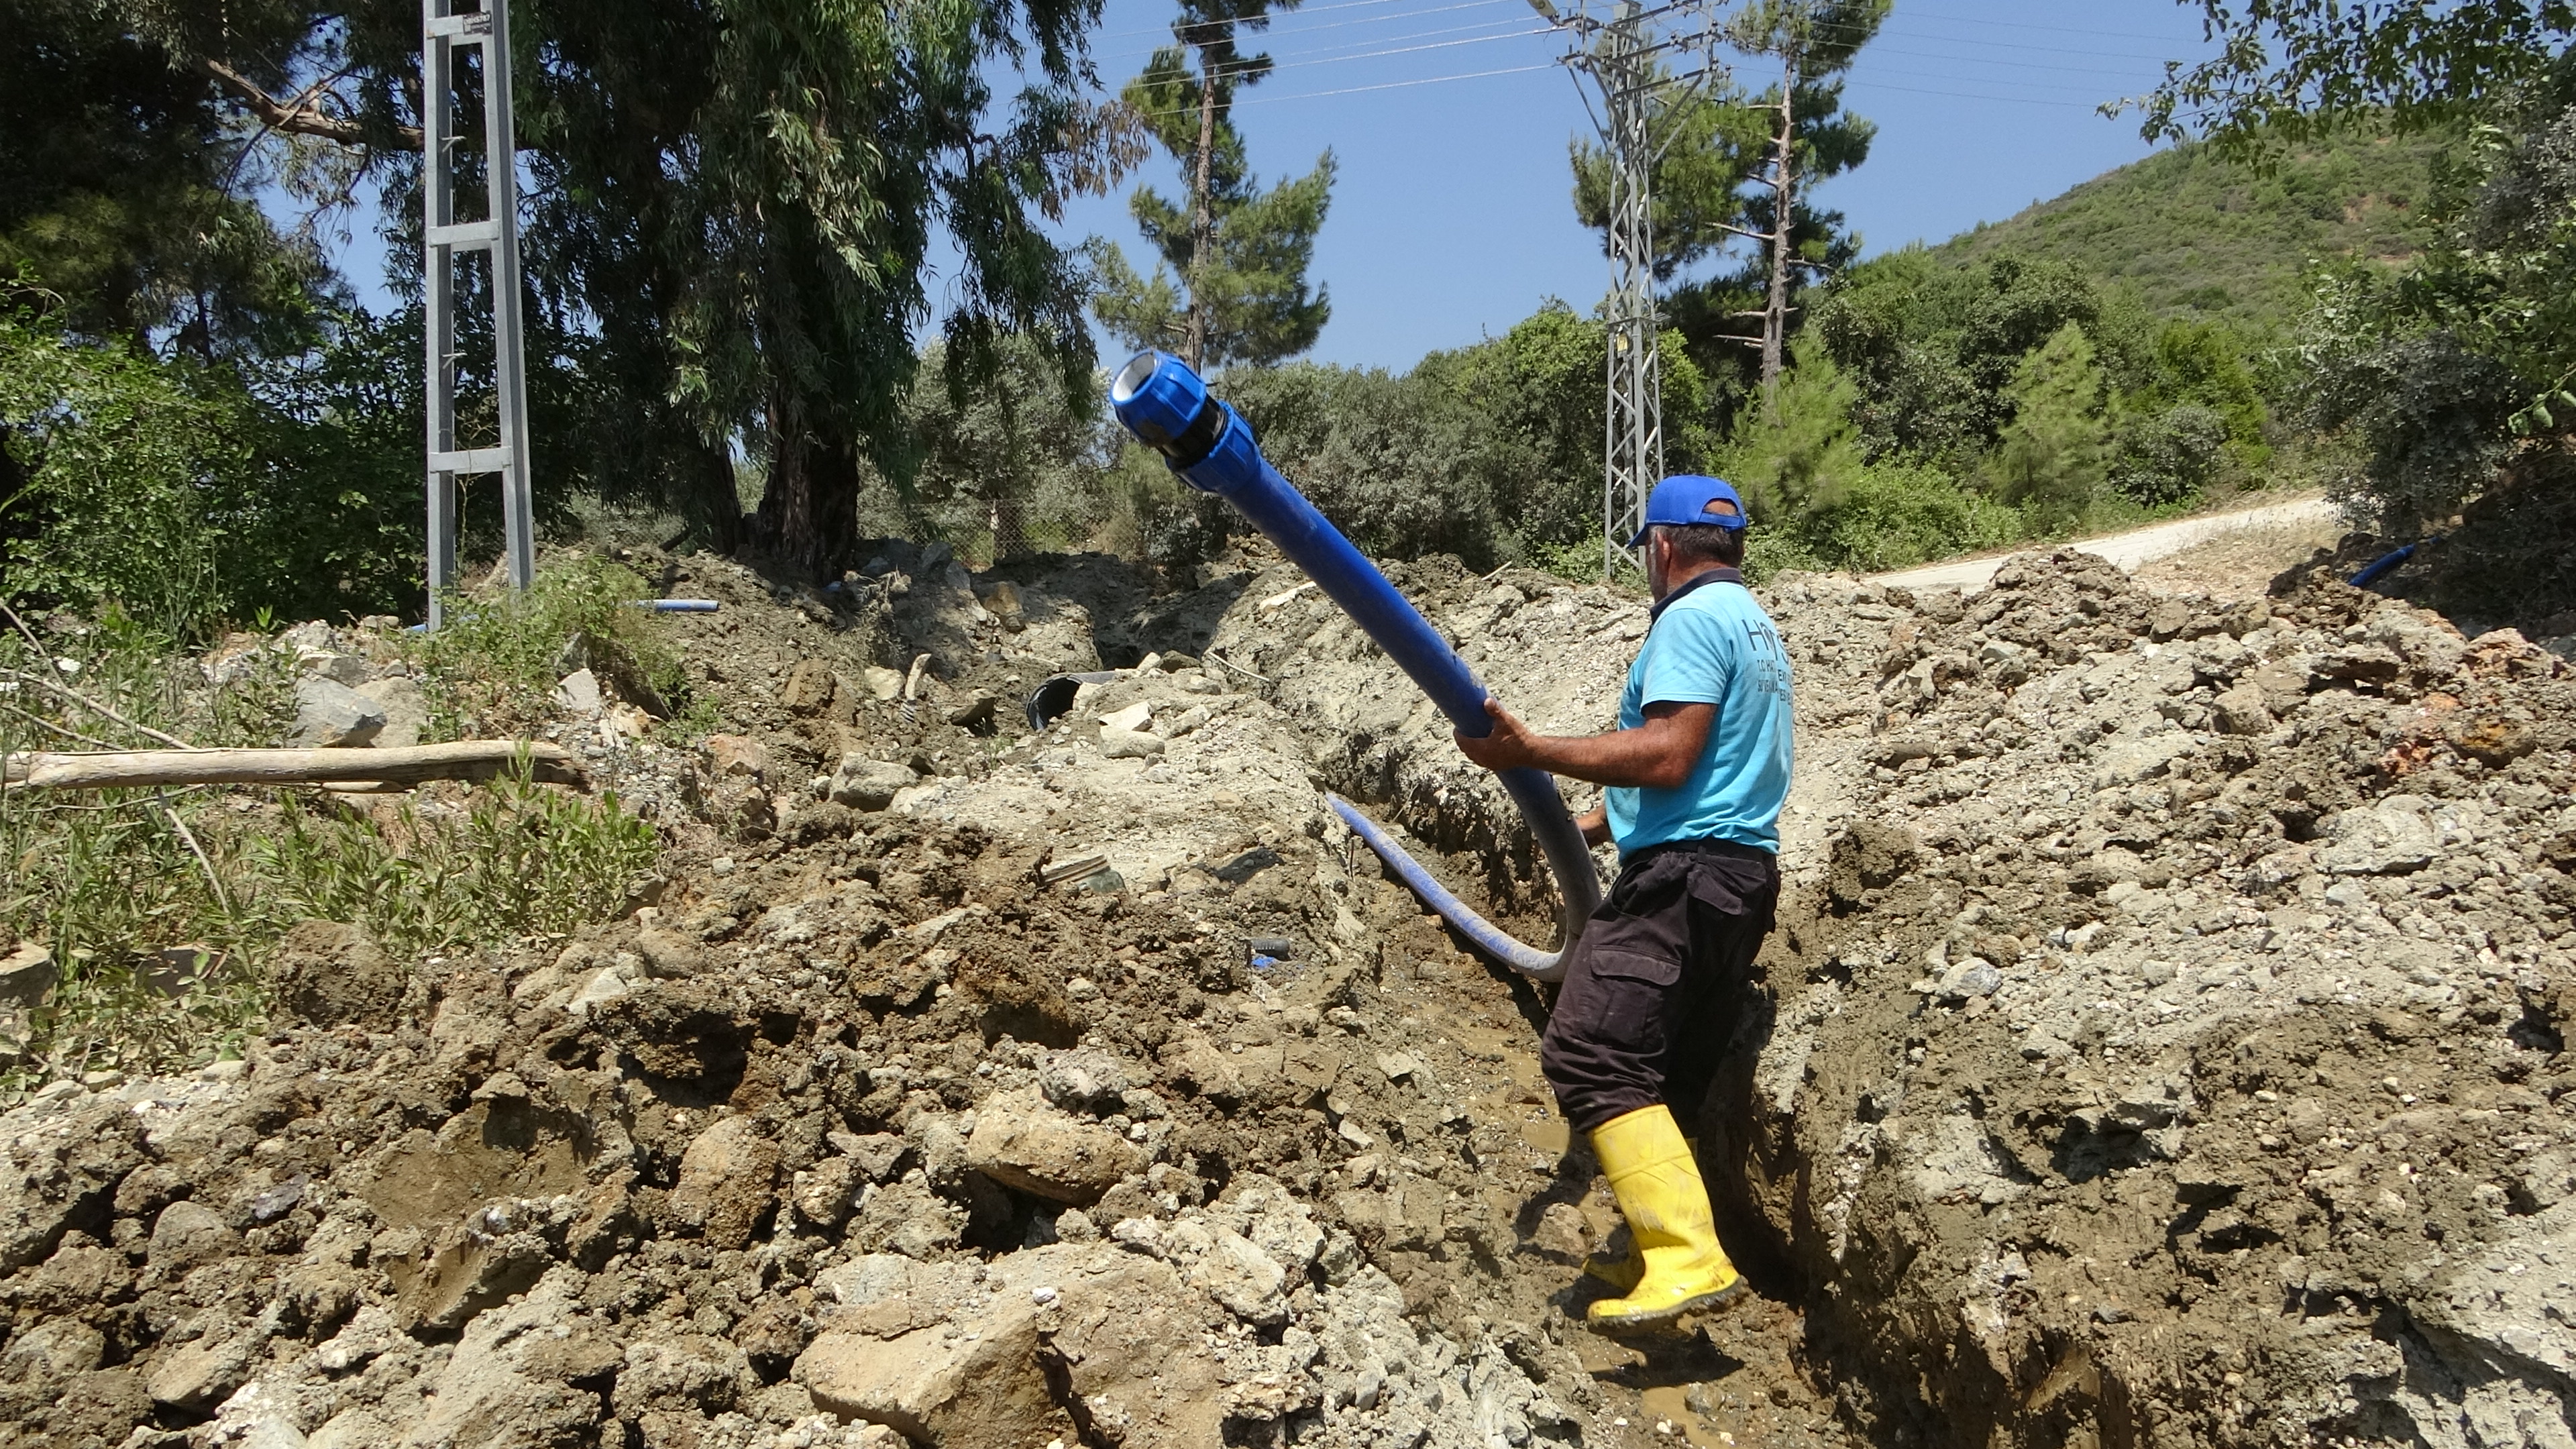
[1091,0,1334,370]
[1723,336,1867,525]
[1728,0,1890,409]
[1568,0,1886,409]
[1988,321,2112,531]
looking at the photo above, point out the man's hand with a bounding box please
[1454,698,1542,772]
[1576,804,1611,847]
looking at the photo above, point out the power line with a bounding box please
[1862,42,2184,76]
[1842,76,2104,109]
[1235,60,1558,103]
[1097,0,1495,42]
[1116,25,1554,115]
[1876,1,2210,46]
[1858,61,2149,95]
[1774,13,2189,62]
[1098,10,1538,72]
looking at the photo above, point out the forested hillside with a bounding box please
[1926,127,2449,326]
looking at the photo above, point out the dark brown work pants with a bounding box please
[1539,839,1780,1134]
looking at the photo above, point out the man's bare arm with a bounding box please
[1452,698,1715,790]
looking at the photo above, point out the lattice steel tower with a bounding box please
[423,0,534,627]
[1532,0,1719,578]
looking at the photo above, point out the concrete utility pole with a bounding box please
[1532,0,1723,579]
[423,0,534,627]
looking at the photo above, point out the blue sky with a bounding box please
[324,0,2224,374]
[1049,0,2223,369]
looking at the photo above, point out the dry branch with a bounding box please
[195,58,425,150]
[4,741,582,790]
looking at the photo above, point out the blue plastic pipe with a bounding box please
[1108,351,1599,982]
[2349,536,2439,590]
[629,599,720,613]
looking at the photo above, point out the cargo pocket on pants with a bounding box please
[1561,947,1682,1059]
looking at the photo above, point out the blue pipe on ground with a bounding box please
[2349,536,2438,590]
[1109,351,1600,982]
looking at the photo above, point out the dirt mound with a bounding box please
[1,538,2569,1449]
[1232,542,2575,1448]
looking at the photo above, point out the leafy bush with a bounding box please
[2113,402,2237,506]
[1786,463,2023,574]
[1722,339,1870,525]
[0,298,243,637]
[1216,306,1714,572]
[894,335,1120,562]
[2286,61,2576,582]
[0,286,423,636]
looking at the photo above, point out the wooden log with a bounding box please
[3,741,585,790]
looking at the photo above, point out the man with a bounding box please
[1454,474,1793,1335]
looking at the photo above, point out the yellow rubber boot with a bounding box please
[1584,1106,1746,1334]
[1582,1134,1697,1293]
[1582,1236,1643,1293]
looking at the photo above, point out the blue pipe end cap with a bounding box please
[1110,352,1207,454]
[1111,352,1237,474]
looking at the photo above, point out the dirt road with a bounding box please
[1876,494,2337,592]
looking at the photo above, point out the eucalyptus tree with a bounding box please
[142,0,1133,576]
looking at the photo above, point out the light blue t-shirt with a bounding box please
[1604,574,1794,855]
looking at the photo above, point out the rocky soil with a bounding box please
[1,535,2570,1449]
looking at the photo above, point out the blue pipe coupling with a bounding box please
[1108,351,1600,982]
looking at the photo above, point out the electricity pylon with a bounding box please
[423,0,534,627]
[1529,0,1723,579]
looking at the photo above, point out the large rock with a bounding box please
[1189,1224,1289,1325]
[2207,682,2274,736]
[0,943,56,1010]
[553,668,602,712]
[700,734,771,783]
[668,1116,777,1249]
[963,1090,1144,1205]
[144,1314,257,1410]
[287,678,386,747]
[829,756,918,812]
[780,658,839,716]
[1099,727,1164,760]
[796,1244,1226,1449]
[146,1199,237,1273]
[267,920,405,1029]
[394,1267,610,1449]
[2316,795,2476,875]
[1038,1051,1131,1116]
[0,1101,147,1272]
[353,675,431,748]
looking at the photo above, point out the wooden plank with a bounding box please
[4,741,584,790]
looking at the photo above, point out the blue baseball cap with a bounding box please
[1625,474,1748,547]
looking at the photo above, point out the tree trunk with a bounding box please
[1187,49,1218,372]
[749,393,863,581]
[690,436,749,557]
[1761,49,1797,418]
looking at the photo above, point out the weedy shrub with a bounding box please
[409,554,694,737]
[0,594,664,1099]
